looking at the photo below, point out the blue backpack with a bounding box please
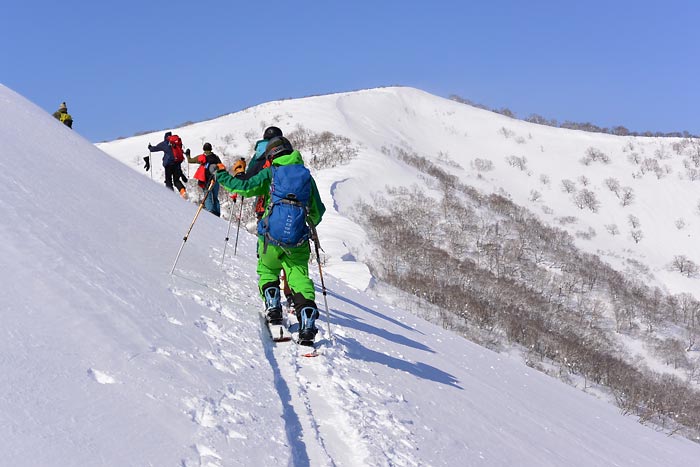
[258,164,312,247]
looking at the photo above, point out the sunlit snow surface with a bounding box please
[1,85,698,466]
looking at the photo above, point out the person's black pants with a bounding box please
[164,164,186,192]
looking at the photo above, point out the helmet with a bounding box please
[264,136,293,160]
[263,126,283,140]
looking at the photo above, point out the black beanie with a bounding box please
[203,143,212,152]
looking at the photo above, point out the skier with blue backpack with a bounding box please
[244,126,284,220]
[211,136,326,343]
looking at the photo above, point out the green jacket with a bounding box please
[216,150,326,227]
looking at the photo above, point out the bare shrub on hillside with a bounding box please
[505,155,528,171]
[496,108,516,118]
[575,227,597,240]
[285,124,359,169]
[561,179,576,193]
[640,158,661,176]
[627,152,642,165]
[683,161,700,181]
[671,255,699,278]
[472,158,494,172]
[529,190,542,202]
[620,187,635,207]
[499,127,516,139]
[675,218,686,230]
[580,147,611,166]
[437,151,463,169]
[604,177,621,195]
[557,216,578,225]
[605,224,620,235]
[352,150,700,438]
[628,215,641,229]
[654,145,671,160]
[650,337,690,369]
[578,175,590,187]
[539,174,550,186]
[573,189,600,212]
[630,229,644,244]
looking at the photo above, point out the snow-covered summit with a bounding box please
[2,84,699,465]
[99,86,700,298]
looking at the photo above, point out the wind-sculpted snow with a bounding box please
[1,85,699,465]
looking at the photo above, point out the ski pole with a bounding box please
[309,223,332,339]
[233,196,245,256]
[221,196,244,267]
[170,178,216,275]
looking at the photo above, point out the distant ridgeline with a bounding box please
[449,94,698,139]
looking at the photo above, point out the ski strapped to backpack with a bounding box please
[258,164,312,251]
[168,135,184,163]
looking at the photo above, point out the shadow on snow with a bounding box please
[337,335,462,389]
[260,328,310,467]
[330,308,435,354]
[323,287,425,335]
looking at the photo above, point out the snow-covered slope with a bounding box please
[98,86,700,299]
[3,84,699,466]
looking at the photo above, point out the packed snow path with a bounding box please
[169,241,422,466]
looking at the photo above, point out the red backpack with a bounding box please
[168,135,184,163]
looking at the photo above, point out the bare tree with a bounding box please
[505,155,528,171]
[574,189,600,212]
[529,190,542,202]
[561,179,576,193]
[630,229,644,244]
[472,158,494,172]
[580,147,611,165]
[605,224,620,235]
[628,214,641,229]
[671,255,699,277]
[627,152,642,165]
[620,187,635,207]
[604,177,621,195]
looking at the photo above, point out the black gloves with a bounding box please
[185,148,191,157]
[143,156,150,171]
[147,143,153,151]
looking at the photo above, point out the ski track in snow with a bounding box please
[164,250,420,466]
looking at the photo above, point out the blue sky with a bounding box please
[2,0,698,142]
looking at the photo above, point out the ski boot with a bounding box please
[298,306,319,345]
[263,286,283,324]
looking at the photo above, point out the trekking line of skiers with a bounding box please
[147,126,326,343]
[51,102,323,341]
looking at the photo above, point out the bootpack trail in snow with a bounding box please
[167,244,399,466]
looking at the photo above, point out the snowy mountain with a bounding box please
[2,83,700,466]
[99,87,700,419]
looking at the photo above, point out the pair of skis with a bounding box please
[260,310,318,355]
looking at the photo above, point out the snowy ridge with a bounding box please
[2,84,699,465]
